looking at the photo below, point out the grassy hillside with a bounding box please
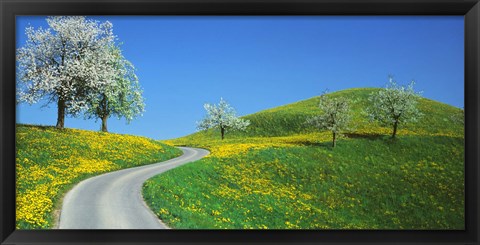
[171,88,463,140]
[144,88,464,229]
[16,124,182,229]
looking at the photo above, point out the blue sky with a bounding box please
[16,16,464,140]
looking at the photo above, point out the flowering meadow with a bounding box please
[144,88,464,229]
[16,124,181,229]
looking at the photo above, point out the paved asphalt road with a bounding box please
[58,147,209,229]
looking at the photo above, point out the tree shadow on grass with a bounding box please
[296,141,333,148]
[343,133,385,141]
[293,133,387,149]
[291,140,342,150]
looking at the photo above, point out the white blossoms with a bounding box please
[17,16,144,130]
[197,98,250,140]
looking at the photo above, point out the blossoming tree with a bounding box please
[306,92,351,147]
[197,98,250,140]
[16,16,117,129]
[367,77,423,139]
[84,45,145,132]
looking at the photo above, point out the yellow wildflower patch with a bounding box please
[16,125,181,229]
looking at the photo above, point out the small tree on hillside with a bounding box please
[84,45,145,132]
[367,77,423,139]
[306,93,351,147]
[197,98,250,140]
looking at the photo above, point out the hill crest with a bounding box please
[170,88,463,140]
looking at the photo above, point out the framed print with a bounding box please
[1,0,479,244]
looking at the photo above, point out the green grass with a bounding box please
[16,124,182,229]
[144,136,464,229]
[145,88,464,229]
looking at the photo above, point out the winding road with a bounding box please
[58,147,209,229]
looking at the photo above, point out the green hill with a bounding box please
[170,88,463,143]
[242,88,462,137]
[16,124,182,229]
[145,88,464,229]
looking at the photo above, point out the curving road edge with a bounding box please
[57,147,209,229]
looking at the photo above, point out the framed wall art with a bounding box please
[1,0,479,244]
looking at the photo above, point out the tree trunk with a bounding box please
[392,120,398,139]
[56,98,66,129]
[101,114,108,132]
[332,131,336,147]
[100,95,109,132]
[221,127,225,140]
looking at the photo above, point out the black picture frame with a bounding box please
[1,0,479,244]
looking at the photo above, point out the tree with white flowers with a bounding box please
[306,92,351,147]
[367,77,423,139]
[197,98,250,140]
[84,45,145,132]
[16,16,117,129]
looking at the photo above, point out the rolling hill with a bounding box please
[171,88,463,141]
[144,88,464,229]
